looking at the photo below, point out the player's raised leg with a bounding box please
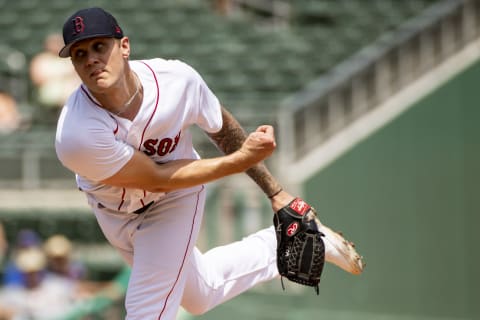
[180,220,364,316]
[181,226,278,315]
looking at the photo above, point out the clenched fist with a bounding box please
[237,125,276,168]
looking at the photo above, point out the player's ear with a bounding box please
[119,37,130,59]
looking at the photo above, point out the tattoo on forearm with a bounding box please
[246,164,282,197]
[208,109,246,155]
[208,107,282,197]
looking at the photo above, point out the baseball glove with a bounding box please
[273,197,325,294]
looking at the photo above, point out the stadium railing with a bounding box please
[278,0,480,168]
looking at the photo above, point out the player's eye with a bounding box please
[72,49,85,59]
[93,42,106,53]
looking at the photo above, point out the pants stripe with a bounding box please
[157,185,204,319]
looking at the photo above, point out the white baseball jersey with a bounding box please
[55,59,280,320]
[55,58,222,213]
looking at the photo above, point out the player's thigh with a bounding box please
[126,187,206,318]
[92,207,137,266]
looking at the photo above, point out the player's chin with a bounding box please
[91,73,109,84]
[88,78,111,92]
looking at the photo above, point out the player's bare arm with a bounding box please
[207,107,294,210]
[100,125,276,193]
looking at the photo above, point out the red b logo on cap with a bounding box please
[72,16,85,35]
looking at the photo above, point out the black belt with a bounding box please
[133,201,154,214]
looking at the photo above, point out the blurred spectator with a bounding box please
[2,229,42,286]
[0,223,7,266]
[44,234,107,299]
[212,0,233,15]
[43,234,86,281]
[0,247,79,319]
[29,33,80,124]
[0,90,22,134]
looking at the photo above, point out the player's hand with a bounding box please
[237,125,276,166]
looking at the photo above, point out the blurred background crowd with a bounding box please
[0,226,111,319]
[0,0,479,319]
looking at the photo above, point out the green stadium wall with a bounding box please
[303,59,480,319]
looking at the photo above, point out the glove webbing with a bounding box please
[280,230,324,294]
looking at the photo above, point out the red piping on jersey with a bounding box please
[137,61,160,151]
[81,85,101,107]
[133,61,160,210]
[81,62,160,212]
[157,185,204,320]
[80,86,119,134]
[110,115,119,135]
[117,188,126,211]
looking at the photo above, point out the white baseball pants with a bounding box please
[91,185,279,320]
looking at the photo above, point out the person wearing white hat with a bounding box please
[0,247,79,319]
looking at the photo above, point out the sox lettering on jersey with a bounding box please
[143,131,181,156]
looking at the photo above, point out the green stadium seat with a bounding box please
[0,11,19,29]
[0,0,443,190]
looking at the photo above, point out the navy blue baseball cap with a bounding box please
[59,7,124,58]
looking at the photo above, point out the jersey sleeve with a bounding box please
[195,74,222,133]
[55,106,134,181]
[172,60,222,133]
